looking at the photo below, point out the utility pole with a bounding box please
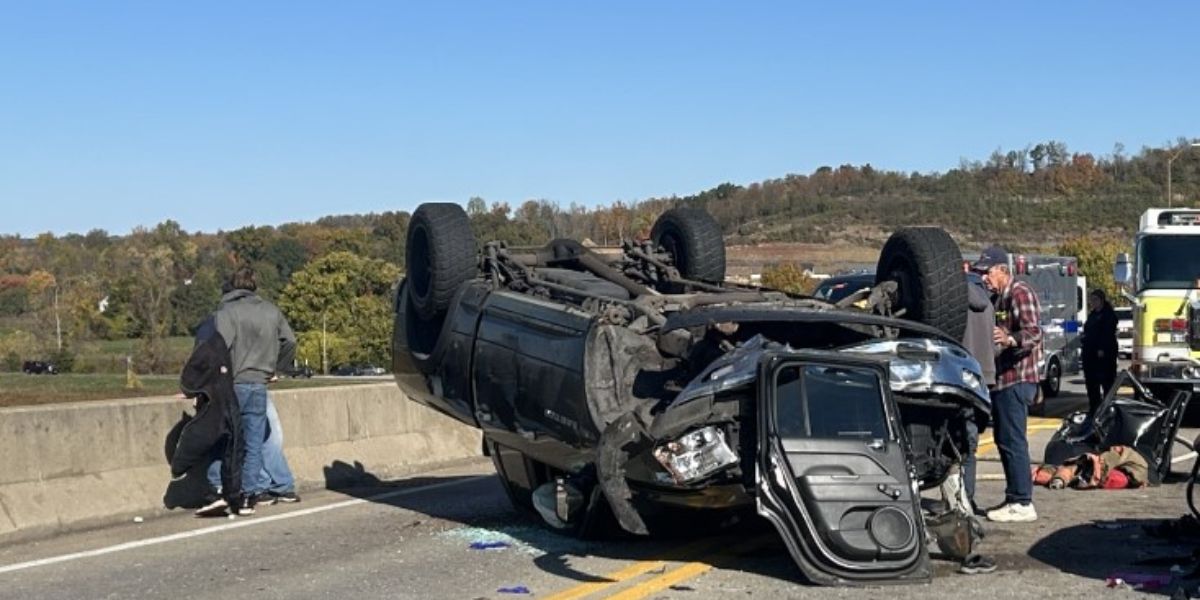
[321,310,328,375]
[53,284,62,352]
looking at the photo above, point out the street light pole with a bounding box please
[1166,142,1200,207]
[53,284,61,352]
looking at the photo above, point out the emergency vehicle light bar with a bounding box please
[1158,211,1200,226]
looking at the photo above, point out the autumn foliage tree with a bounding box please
[277,251,400,371]
[1057,236,1131,305]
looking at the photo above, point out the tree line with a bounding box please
[1,138,1193,374]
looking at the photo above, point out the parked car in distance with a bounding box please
[1115,306,1133,359]
[331,364,386,376]
[22,360,58,375]
[283,365,314,378]
[811,272,875,305]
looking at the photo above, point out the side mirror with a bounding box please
[1114,253,1133,287]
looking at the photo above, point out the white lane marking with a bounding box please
[0,475,489,575]
[1173,452,1198,464]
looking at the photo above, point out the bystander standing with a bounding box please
[1081,290,1119,417]
[973,246,1043,524]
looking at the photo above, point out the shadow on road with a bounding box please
[1028,517,1200,596]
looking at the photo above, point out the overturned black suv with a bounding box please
[392,203,989,585]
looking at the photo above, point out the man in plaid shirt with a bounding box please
[973,246,1043,523]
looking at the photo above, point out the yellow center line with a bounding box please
[541,560,669,600]
[977,423,1062,453]
[603,562,712,600]
[541,537,727,600]
[600,536,772,600]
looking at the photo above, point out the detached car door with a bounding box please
[757,350,929,585]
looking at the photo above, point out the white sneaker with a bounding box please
[986,502,1037,523]
[194,497,229,517]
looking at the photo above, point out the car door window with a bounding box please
[775,364,888,440]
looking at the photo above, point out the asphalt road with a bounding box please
[2,376,1199,600]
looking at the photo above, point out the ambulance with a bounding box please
[1115,208,1200,396]
[1014,254,1086,397]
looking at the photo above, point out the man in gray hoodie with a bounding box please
[199,267,298,515]
[960,272,996,512]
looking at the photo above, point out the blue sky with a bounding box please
[1,2,1197,237]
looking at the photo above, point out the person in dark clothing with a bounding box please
[957,271,999,574]
[959,272,996,512]
[1081,290,1119,416]
[171,330,244,515]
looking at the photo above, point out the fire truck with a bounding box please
[1115,208,1200,398]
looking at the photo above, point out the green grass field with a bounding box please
[72,336,196,374]
[0,373,376,408]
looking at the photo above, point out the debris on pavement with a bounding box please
[439,525,598,557]
[958,554,998,575]
[497,586,531,594]
[469,541,512,551]
[1106,572,1173,591]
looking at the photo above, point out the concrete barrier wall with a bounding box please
[0,383,482,544]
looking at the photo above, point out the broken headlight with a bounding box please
[961,369,984,394]
[653,426,738,484]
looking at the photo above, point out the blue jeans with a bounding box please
[261,398,296,494]
[991,382,1036,505]
[207,384,294,495]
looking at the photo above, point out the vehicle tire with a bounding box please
[1042,357,1062,398]
[486,438,539,513]
[651,207,726,284]
[486,438,619,539]
[406,203,478,321]
[875,227,968,341]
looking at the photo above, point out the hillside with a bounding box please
[0,138,1193,372]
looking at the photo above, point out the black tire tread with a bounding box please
[406,203,478,320]
[1042,357,1061,397]
[876,227,968,341]
[651,207,726,284]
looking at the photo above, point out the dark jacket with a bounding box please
[214,289,297,384]
[171,330,242,505]
[1082,304,1119,367]
[961,278,997,387]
